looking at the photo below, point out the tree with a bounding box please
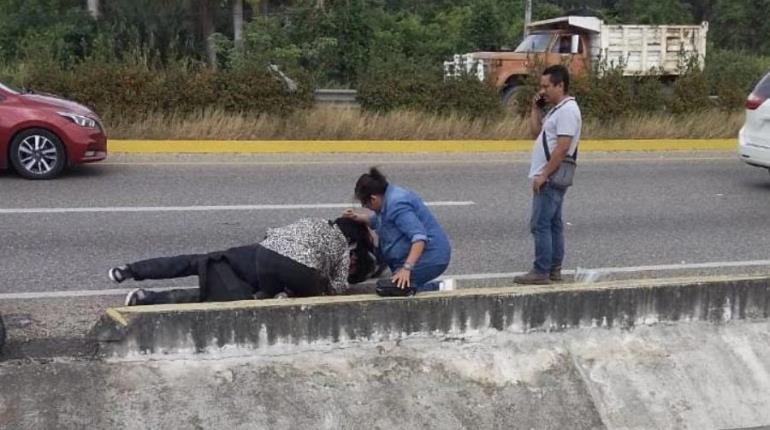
[87,0,99,18]
[233,0,244,50]
[466,0,505,51]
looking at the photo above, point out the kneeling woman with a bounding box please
[108,218,367,305]
[345,168,451,293]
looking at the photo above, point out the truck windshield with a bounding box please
[515,34,552,53]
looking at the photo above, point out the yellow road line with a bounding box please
[108,139,737,154]
[100,156,733,167]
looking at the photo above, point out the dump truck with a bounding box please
[444,16,709,104]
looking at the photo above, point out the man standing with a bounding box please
[514,65,582,285]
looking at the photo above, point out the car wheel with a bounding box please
[9,128,67,179]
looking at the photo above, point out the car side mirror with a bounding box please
[570,35,580,54]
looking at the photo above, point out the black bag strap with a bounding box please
[541,98,578,162]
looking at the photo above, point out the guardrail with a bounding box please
[313,90,720,108]
[314,89,359,108]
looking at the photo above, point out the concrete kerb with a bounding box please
[108,139,737,154]
[92,274,770,359]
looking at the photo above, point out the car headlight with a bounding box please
[58,112,97,128]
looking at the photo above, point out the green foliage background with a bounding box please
[1,0,769,119]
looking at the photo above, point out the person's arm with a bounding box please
[528,95,544,138]
[343,208,377,228]
[328,246,351,295]
[391,240,425,288]
[388,202,428,289]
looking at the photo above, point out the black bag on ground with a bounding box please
[375,279,415,297]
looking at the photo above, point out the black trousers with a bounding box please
[128,245,259,304]
[254,245,328,298]
[127,245,326,304]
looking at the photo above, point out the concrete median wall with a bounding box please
[2,275,769,429]
[92,275,770,358]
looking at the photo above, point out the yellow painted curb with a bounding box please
[106,308,128,327]
[109,139,736,154]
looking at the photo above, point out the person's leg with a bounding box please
[221,245,259,287]
[127,254,205,281]
[254,245,325,299]
[409,262,449,293]
[530,188,555,274]
[515,186,560,284]
[127,288,200,306]
[550,188,567,279]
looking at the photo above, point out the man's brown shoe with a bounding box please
[513,270,551,285]
[550,266,562,282]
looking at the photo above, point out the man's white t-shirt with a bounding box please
[528,97,582,179]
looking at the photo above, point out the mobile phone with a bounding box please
[535,94,546,109]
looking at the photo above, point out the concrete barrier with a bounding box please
[92,275,770,358]
[2,275,769,429]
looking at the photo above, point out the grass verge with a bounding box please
[105,108,744,141]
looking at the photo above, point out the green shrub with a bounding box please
[668,57,712,114]
[357,57,502,120]
[20,60,312,119]
[705,49,770,111]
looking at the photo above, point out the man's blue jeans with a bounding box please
[530,183,567,274]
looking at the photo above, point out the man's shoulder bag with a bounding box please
[542,131,577,190]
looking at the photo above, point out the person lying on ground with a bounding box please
[108,217,369,306]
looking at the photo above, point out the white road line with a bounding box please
[446,258,770,280]
[0,201,475,215]
[0,286,197,300]
[2,258,770,301]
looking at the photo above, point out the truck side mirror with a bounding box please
[570,35,580,54]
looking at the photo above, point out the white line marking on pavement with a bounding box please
[445,258,770,280]
[0,201,475,215]
[0,286,197,300]
[2,258,770,301]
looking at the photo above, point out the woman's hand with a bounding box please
[391,268,411,289]
[343,209,369,224]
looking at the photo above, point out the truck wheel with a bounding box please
[501,85,526,114]
[501,85,521,105]
[9,128,67,180]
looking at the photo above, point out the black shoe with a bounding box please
[550,266,562,282]
[108,266,133,284]
[513,270,551,285]
[125,288,150,306]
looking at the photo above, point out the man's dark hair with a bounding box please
[543,65,570,94]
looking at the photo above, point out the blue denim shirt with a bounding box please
[370,184,451,270]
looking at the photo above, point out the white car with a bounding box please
[739,71,770,171]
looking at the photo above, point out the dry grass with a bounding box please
[105,108,744,140]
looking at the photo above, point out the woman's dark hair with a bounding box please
[354,167,389,204]
[333,217,369,245]
[333,217,377,284]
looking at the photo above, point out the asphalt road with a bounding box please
[2,151,770,294]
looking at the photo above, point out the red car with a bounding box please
[0,82,107,179]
